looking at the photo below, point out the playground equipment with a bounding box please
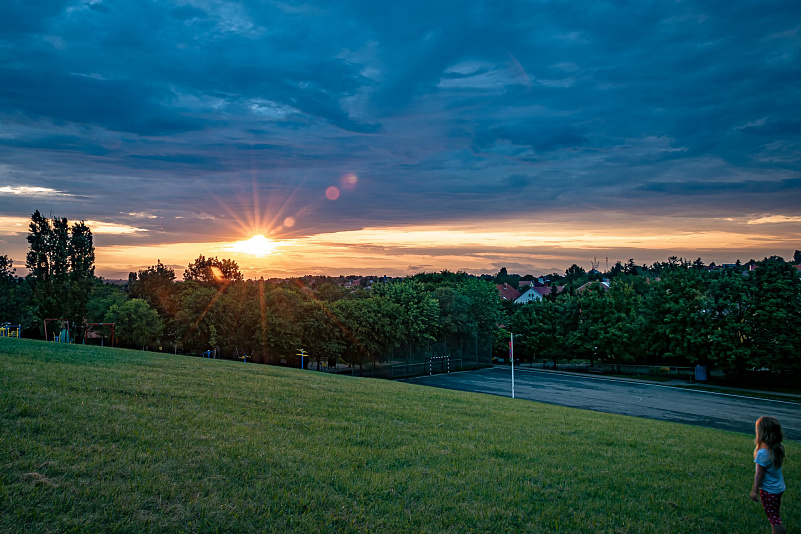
[83,323,116,347]
[44,319,70,343]
[297,348,307,369]
[236,348,254,363]
[0,324,21,338]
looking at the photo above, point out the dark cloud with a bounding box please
[0,0,798,262]
[637,177,801,196]
[475,124,587,153]
[0,67,205,135]
[0,134,110,156]
[0,0,69,36]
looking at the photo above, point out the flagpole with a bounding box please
[510,332,515,399]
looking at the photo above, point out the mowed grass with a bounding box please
[1,339,796,533]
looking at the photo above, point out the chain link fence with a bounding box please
[341,332,494,379]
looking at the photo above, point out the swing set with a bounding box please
[83,323,116,347]
[43,319,116,346]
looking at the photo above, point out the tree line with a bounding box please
[508,258,801,381]
[1,211,799,382]
[1,212,503,372]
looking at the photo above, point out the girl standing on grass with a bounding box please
[750,416,787,534]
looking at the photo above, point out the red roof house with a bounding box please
[496,283,521,301]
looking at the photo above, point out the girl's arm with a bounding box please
[750,464,766,501]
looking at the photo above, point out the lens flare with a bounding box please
[325,186,340,200]
[341,172,358,190]
[284,216,296,228]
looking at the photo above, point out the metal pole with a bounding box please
[511,332,515,399]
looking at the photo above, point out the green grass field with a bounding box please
[1,338,796,533]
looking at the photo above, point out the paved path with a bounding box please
[401,367,801,441]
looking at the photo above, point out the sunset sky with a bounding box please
[1,0,799,280]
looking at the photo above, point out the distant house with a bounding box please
[518,280,533,289]
[515,286,552,304]
[575,280,611,293]
[496,283,521,302]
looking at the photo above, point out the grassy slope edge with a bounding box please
[1,338,796,533]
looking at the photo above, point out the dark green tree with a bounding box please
[372,280,439,354]
[642,268,711,366]
[252,286,305,363]
[297,299,345,370]
[575,280,642,365]
[314,282,349,303]
[458,277,503,333]
[564,264,586,281]
[129,260,177,317]
[704,270,753,375]
[184,255,243,284]
[435,286,476,357]
[172,282,222,353]
[86,280,128,323]
[333,296,403,374]
[509,299,561,364]
[104,298,163,350]
[65,220,95,335]
[747,259,801,375]
[0,256,36,330]
[25,211,95,339]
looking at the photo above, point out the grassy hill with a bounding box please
[1,338,796,533]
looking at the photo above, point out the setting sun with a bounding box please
[226,235,279,256]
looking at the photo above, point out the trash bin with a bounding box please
[695,365,707,382]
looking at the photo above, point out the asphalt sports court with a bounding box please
[401,367,801,442]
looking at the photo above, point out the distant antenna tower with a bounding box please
[591,257,600,272]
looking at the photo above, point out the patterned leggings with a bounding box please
[760,489,783,526]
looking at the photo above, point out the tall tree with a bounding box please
[172,282,222,353]
[333,296,404,374]
[372,279,439,353]
[297,298,345,370]
[0,256,37,331]
[65,220,95,335]
[86,279,128,323]
[705,270,753,375]
[0,255,14,282]
[129,260,177,317]
[642,268,711,366]
[184,255,243,284]
[564,264,586,281]
[566,280,642,365]
[25,211,95,338]
[748,259,801,375]
[435,286,476,355]
[510,299,561,364]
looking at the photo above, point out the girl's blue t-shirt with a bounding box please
[755,448,786,494]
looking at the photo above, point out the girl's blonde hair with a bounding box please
[754,416,785,469]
